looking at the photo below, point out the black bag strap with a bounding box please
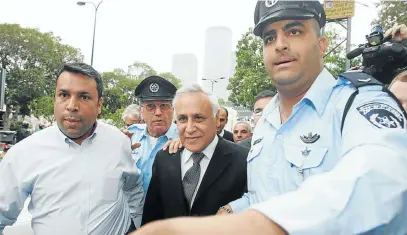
[339,71,407,134]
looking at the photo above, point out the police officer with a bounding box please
[132,1,407,235]
[128,75,178,194]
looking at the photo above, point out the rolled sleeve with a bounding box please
[229,193,251,213]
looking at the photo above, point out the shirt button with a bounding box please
[277,135,283,140]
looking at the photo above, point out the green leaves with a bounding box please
[228,29,275,108]
[0,23,83,116]
[372,1,407,31]
[100,61,181,127]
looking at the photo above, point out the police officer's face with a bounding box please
[141,101,174,137]
[390,80,407,113]
[262,19,328,94]
[175,92,219,153]
[54,72,102,143]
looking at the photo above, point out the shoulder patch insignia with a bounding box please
[357,102,405,129]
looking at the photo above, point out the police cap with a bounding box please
[134,75,177,102]
[253,0,326,37]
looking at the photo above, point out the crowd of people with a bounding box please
[1,0,407,234]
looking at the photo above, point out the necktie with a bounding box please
[182,152,205,207]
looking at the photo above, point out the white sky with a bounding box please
[0,0,378,76]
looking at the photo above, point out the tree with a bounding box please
[29,96,55,122]
[228,26,362,107]
[101,69,141,117]
[227,28,275,108]
[0,24,83,128]
[324,25,362,77]
[218,98,227,106]
[127,61,157,79]
[99,61,181,127]
[372,1,407,30]
[158,72,182,88]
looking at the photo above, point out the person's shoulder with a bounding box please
[238,138,252,149]
[6,126,57,156]
[154,148,180,164]
[127,123,146,133]
[97,121,130,142]
[221,138,250,156]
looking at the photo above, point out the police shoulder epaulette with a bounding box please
[339,71,382,89]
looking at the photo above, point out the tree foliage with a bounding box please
[324,25,362,77]
[29,96,55,122]
[227,28,275,108]
[99,62,181,127]
[372,1,407,30]
[228,26,362,107]
[0,23,83,123]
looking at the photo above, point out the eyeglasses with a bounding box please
[253,108,263,116]
[143,103,172,112]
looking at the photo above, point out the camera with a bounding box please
[347,25,407,85]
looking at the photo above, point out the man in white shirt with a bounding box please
[141,84,248,225]
[0,63,144,235]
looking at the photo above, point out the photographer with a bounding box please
[384,23,407,44]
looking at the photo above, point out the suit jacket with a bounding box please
[141,137,248,225]
[238,137,252,149]
[222,130,234,142]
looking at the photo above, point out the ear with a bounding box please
[318,36,329,56]
[97,98,103,115]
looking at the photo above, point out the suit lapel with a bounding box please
[193,138,232,204]
[166,149,186,209]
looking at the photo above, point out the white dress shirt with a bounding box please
[181,135,219,208]
[219,129,225,137]
[0,122,144,235]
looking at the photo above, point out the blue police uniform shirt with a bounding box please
[128,123,178,193]
[230,68,407,234]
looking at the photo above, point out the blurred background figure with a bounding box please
[216,107,234,142]
[239,90,276,148]
[122,104,143,128]
[232,121,252,143]
[16,121,31,143]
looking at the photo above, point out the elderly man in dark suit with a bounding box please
[141,84,248,225]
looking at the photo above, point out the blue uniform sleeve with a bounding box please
[251,87,407,234]
[229,193,251,213]
[0,148,30,233]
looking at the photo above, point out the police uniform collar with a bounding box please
[302,68,338,116]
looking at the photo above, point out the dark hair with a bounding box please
[57,63,103,99]
[221,107,229,118]
[255,90,276,102]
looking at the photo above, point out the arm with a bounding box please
[0,149,30,233]
[251,95,407,234]
[123,167,144,228]
[133,210,286,235]
[141,156,164,226]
